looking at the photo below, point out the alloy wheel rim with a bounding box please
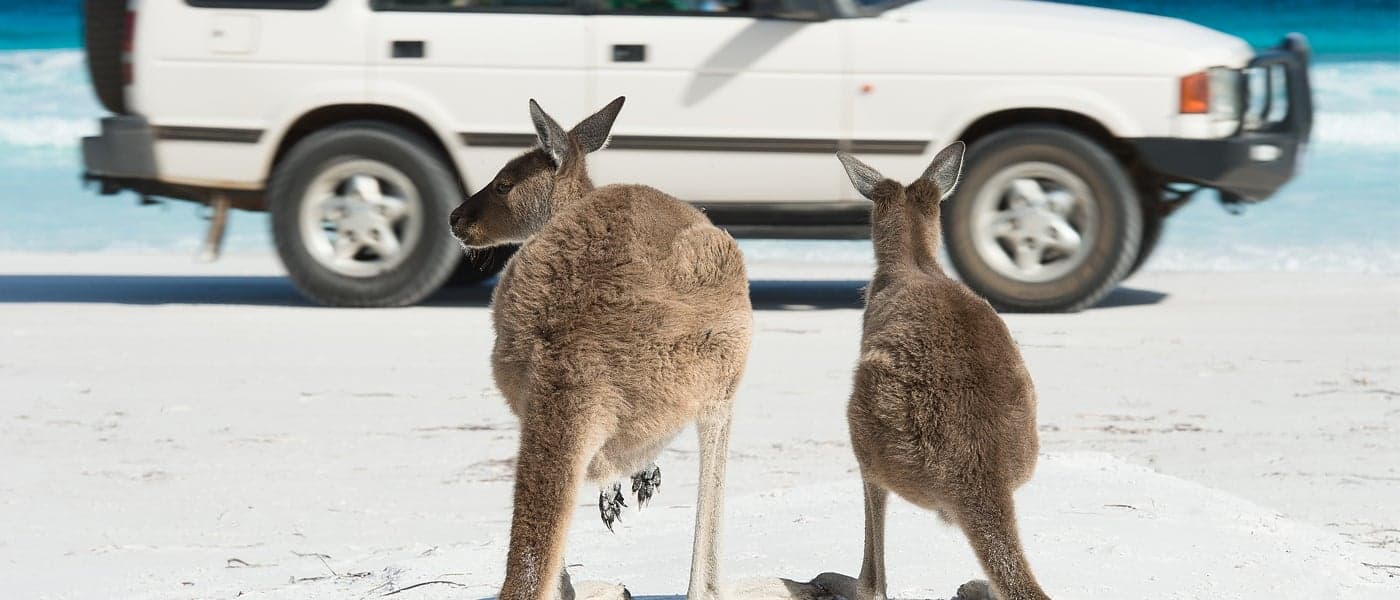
[969,162,1099,283]
[299,159,422,278]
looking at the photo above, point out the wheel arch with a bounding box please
[267,104,467,205]
[952,108,1165,219]
[953,108,1140,166]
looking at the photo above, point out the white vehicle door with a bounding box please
[367,0,591,190]
[843,5,957,187]
[585,0,846,204]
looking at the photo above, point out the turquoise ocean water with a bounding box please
[1,0,1397,271]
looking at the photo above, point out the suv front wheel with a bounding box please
[268,122,462,307]
[943,125,1142,312]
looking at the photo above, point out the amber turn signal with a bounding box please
[1179,71,1210,114]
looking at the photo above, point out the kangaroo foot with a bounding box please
[630,463,661,508]
[953,580,996,600]
[599,483,627,531]
[809,572,859,600]
[573,580,632,600]
[559,565,576,600]
[729,576,843,600]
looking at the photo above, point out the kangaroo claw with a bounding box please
[630,463,661,508]
[599,483,626,531]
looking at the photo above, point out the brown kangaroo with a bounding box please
[812,143,1051,600]
[449,97,752,600]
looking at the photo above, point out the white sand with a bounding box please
[1,252,1397,599]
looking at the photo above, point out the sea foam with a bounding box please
[0,116,94,148]
[0,49,101,150]
[1310,61,1400,147]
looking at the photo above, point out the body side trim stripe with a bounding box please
[459,133,928,154]
[153,126,264,144]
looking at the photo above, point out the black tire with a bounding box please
[943,125,1142,313]
[268,122,461,307]
[83,0,127,114]
[450,244,516,285]
[1126,205,1165,278]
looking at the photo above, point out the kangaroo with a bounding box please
[449,97,752,600]
[812,143,1051,600]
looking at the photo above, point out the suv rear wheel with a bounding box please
[269,122,461,307]
[943,125,1142,312]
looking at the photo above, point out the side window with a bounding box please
[374,0,576,9]
[186,0,330,8]
[591,0,752,15]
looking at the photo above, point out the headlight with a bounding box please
[1207,67,1242,123]
[1180,67,1243,134]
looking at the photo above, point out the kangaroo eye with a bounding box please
[493,180,512,194]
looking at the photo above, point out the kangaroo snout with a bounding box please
[448,200,478,245]
[448,201,466,230]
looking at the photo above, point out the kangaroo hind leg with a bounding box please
[856,481,890,600]
[949,493,1050,600]
[686,410,732,600]
[499,414,599,600]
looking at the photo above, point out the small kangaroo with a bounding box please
[813,144,1051,600]
[449,97,752,600]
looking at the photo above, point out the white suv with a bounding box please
[81,0,1312,310]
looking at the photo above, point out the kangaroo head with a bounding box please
[449,96,625,249]
[837,141,965,267]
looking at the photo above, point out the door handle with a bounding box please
[391,40,425,58]
[612,44,646,62]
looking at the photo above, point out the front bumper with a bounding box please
[1130,34,1314,202]
[82,115,158,185]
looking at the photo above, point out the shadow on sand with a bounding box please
[0,274,1166,311]
[0,274,494,307]
[0,274,312,307]
[749,279,1168,311]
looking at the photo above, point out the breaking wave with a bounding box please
[0,50,99,150]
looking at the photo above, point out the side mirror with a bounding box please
[751,0,831,21]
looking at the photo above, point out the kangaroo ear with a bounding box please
[836,152,886,200]
[529,99,569,167]
[920,141,965,201]
[570,96,625,154]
